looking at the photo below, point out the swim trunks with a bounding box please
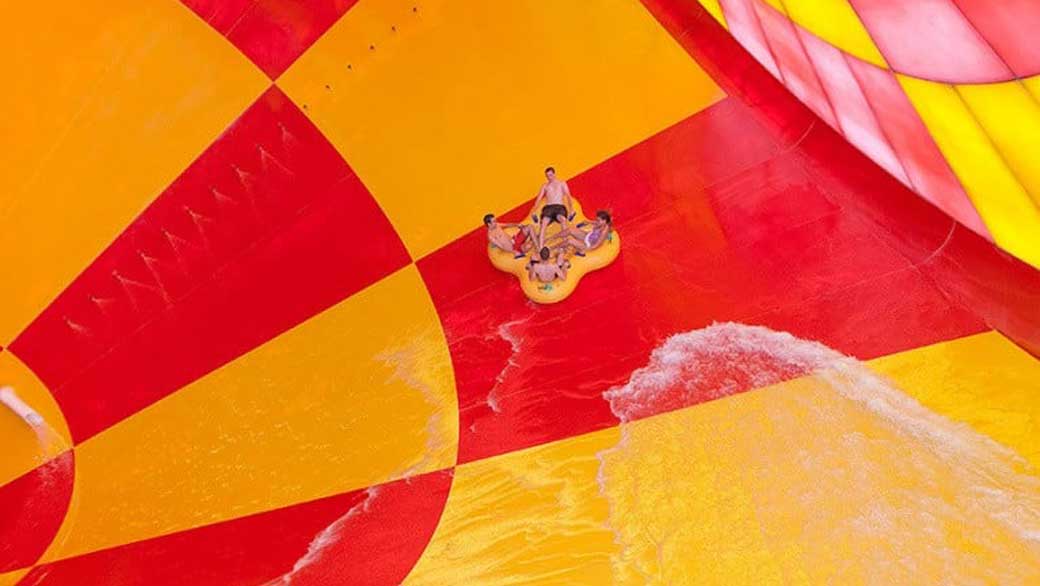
[512,229,528,253]
[585,226,605,249]
[540,204,568,223]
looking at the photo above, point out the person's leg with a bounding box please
[551,235,585,257]
[558,215,570,235]
[549,240,571,256]
[544,228,571,247]
[538,212,561,249]
[570,235,588,256]
[520,226,536,254]
[557,252,570,279]
[537,217,551,248]
[565,225,585,239]
[585,229,608,252]
[528,223,541,251]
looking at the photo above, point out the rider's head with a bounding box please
[483,213,495,227]
[596,210,612,226]
[539,246,551,260]
[544,166,556,180]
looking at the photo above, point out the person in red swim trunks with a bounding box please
[484,214,536,258]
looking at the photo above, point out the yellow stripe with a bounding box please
[872,331,1040,466]
[405,331,1040,584]
[899,74,1040,268]
[39,266,457,562]
[957,80,1040,208]
[699,0,728,27]
[775,0,887,68]
[404,426,622,585]
[0,569,30,586]
[279,0,723,258]
[1024,75,1040,104]
[0,0,268,343]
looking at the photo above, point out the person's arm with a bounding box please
[563,182,574,216]
[531,185,547,220]
[556,254,569,280]
[527,261,537,282]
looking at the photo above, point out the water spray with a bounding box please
[0,385,45,427]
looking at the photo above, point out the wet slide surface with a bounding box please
[2,1,1039,584]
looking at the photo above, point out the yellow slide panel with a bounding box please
[0,0,268,343]
[279,0,723,258]
[1024,75,1040,103]
[403,427,622,586]
[405,331,1040,584]
[0,569,30,586]
[0,352,71,488]
[958,80,1040,208]
[699,0,728,27]
[776,0,887,68]
[873,330,1040,467]
[40,266,458,562]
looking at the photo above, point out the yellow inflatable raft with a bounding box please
[488,199,620,304]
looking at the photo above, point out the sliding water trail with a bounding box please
[2,1,1040,584]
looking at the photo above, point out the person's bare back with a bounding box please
[527,247,568,283]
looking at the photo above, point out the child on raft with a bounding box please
[484,214,537,258]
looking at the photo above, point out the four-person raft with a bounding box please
[486,198,620,304]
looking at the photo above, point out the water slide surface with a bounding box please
[2,1,1040,584]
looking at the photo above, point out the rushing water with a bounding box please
[598,323,1040,585]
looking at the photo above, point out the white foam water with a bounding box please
[1,385,45,427]
[598,323,1040,584]
[0,385,76,584]
[1,385,69,468]
[263,487,381,586]
[486,318,527,414]
[603,324,830,423]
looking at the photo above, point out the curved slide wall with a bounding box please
[1,1,1039,584]
[695,0,1040,269]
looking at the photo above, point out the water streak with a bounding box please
[598,323,1040,584]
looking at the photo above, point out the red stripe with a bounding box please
[422,0,1039,463]
[181,0,359,78]
[18,469,452,586]
[0,451,74,572]
[419,96,988,464]
[11,87,410,443]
